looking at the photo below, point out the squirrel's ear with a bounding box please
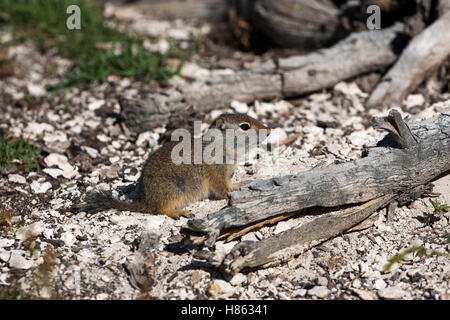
[215,118,226,130]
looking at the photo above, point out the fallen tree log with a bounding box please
[185,108,450,273]
[228,0,345,49]
[121,23,408,133]
[367,6,450,107]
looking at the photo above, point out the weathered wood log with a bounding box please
[121,24,407,133]
[367,3,450,107]
[136,0,227,20]
[228,0,345,49]
[186,108,450,272]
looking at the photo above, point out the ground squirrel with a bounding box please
[81,113,270,219]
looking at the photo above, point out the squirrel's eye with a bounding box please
[240,123,251,131]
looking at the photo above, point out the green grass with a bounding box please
[383,246,448,273]
[0,286,32,300]
[0,134,42,176]
[0,0,195,92]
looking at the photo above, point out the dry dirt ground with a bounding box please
[0,2,449,300]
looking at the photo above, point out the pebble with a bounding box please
[373,278,387,290]
[293,288,307,297]
[15,222,45,241]
[136,131,159,148]
[230,273,247,286]
[307,286,330,298]
[266,128,287,145]
[60,232,75,246]
[110,215,140,227]
[181,62,210,79]
[144,215,166,232]
[30,180,52,194]
[8,174,26,184]
[208,279,235,299]
[0,238,15,248]
[25,122,54,135]
[254,101,275,116]
[27,83,46,97]
[44,153,77,179]
[43,168,63,179]
[352,288,377,300]
[377,286,409,299]
[81,146,99,158]
[9,251,33,269]
[0,249,11,262]
[96,293,109,300]
[88,99,105,111]
[230,100,249,114]
[347,131,368,147]
[316,276,328,287]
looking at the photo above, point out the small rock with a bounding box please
[136,131,159,148]
[25,122,54,135]
[96,134,111,143]
[0,249,11,262]
[317,276,328,287]
[81,146,99,158]
[88,99,105,111]
[16,222,45,241]
[109,235,121,244]
[266,128,287,145]
[208,279,235,299]
[44,153,77,179]
[254,101,275,116]
[96,293,109,300]
[44,153,65,167]
[110,215,140,227]
[404,94,425,109]
[8,174,26,184]
[373,278,387,290]
[293,288,307,297]
[27,83,46,97]
[9,251,33,269]
[181,62,210,79]
[230,273,247,286]
[347,131,368,147]
[0,238,15,248]
[273,220,294,234]
[43,168,63,179]
[43,131,70,153]
[60,232,75,246]
[377,286,409,300]
[30,180,52,194]
[273,100,291,114]
[230,101,249,114]
[352,288,378,300]
[307,285,330,298]
[111,141,121,149]
[145,215,166,232]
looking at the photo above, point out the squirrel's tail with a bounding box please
[79,190,146,213]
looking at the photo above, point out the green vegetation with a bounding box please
[0,0,196,92]
[0,134,42,176]
[0,286,32,300]
[383,246,448,273]
[429,198,448,214]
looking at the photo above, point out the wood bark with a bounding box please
[367,3,450,107]
[228,0,345,49]
[185,109,450,272]
[121,24,407,133]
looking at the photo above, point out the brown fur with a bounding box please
[81,113,270,219]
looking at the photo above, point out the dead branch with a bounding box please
[367,7,450,107]
[186,109,450,273]
[121,24,406,133]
